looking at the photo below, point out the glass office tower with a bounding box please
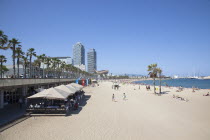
[87,48,97,73]
[73,42,85,65]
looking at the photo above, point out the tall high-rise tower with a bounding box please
[87,48,97,73]
[73,42,85,65]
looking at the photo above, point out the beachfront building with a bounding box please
[74,64,86,72]
[87,48,97,73]
[40,56,72,69]
[73,42,85,66]
[56,57,72,65]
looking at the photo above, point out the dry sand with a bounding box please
[0,81,210,140]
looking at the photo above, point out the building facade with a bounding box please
[87,48,97,73]
[56,57,72,65]
[73,42,85,66]
[74,64,86,72]
[40,57,72,69]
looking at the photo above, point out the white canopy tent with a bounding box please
[65,84,78,93]
[27,88,71,100]
[69,83,83,91]
[55,85,76,95]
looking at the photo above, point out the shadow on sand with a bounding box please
[160,91,170,94]
[66,95,91,116]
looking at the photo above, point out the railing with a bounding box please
[0,78,76,88]
[26,107,66,114]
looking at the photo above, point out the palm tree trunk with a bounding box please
[46,66,49,78]
[54,67,56,78]
[159,76,161,94]
[43,66,44,78]
[24,64,27,78]
[30,56,32,78]
[39,66,41,78]
[153,78,156,94]
[13,47,16,78]
[17,58,20,78]
[0,62,2,78]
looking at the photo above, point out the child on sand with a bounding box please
[123,93,126,100]
[112,94,115,101]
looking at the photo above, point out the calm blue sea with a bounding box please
[134,79,210,89]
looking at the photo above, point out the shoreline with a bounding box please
[129,79,210,90]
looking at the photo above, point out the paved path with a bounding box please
[0,104,26,127]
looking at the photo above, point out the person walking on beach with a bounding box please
[123,93,126,100]
[112,94,115,101]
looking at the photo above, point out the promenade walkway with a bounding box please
[0,104,26,128]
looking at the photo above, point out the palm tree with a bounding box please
[147,63,158,94]
[157,68,163,94]
[56,59,62,78]
[60,61,66,78]
[51,58,58,78]
[0,55,7,78]
[15,46,24,78]
[44,57,51,78]
[67,64,74,78]
[39,54,46,78]
[33,59,41,78]
[1,65,9,78]
[0,30,8,49]
[8,38,21,77]
[27,48,36,78]
[65,64,71,78]
[20,55,29,78]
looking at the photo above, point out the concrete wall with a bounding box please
[0,90,3,109]
[0,79,76,89]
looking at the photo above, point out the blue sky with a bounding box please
[1,0,210,76]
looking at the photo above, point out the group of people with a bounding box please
[112,82,120,90]
[203,92,210,96]
[66,91,85,111]
[28,91,85,111]
[146,85,150,90]
[112,93,126,101]
[92,83,99,87]
[112,84,120,90]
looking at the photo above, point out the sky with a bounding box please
[0,0,210,76]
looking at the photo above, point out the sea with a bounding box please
[134,79,210,89]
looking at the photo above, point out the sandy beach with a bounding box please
[1,81,210,140]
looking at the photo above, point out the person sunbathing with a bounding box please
[203,92,210,96]
[173,95,189,102]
